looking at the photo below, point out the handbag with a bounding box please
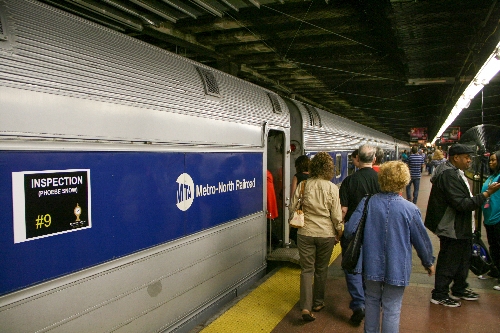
[341,195,372,274]
[289,181,306,228]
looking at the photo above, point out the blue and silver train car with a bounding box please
[286,98,398,186]
[0,0,409,331]
[0,0,290,331]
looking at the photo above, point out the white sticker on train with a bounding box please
[175,173,255,211]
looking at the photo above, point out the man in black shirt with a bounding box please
[339,144,381,325]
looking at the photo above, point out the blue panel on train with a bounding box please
[0,151,262,295]
[183,153,263,234]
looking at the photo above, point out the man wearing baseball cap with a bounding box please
[425,144,500,307]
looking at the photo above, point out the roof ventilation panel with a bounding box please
[0,6,7,41]
[195,66,221,99]
[0,4,12,51]
[267,93,282,114]
[305,105,322,127]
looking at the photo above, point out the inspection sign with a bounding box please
[12,169,91,243]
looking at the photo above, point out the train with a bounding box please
[0,0,410,332]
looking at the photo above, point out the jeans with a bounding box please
[341,237,365,310]
[364,280,405,333]
[405,177,421,204]
[345,271,365,310]
[297,234,336,311]
[485,223,500,272]
[433,236,471,299]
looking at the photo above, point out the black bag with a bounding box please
[470,231,493,276]
[341,195,372,274]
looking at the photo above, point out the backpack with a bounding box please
[470,231,493,276]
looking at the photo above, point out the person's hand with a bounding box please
[425,265,435,276]
[336,225,344,240]
[487,182,500,195]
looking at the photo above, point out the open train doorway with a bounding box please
[266,129,299,264]
[266,130,285,252]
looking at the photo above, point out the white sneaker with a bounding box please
[430,297,461,307]
[493,285,500,291]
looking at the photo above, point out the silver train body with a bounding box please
[0,1,409,332]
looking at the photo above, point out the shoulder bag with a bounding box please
[289,181,306,228]
[341,194,372,274]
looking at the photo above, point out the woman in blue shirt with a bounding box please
[401,150,408,163]
[482,151,500,290]
[345,161,435,333]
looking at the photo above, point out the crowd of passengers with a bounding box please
[288,144,500,333]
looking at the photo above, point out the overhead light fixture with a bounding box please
[407,78,451,85]
[463,82,484,100]
[475,53,500,85]
[432,41,500,143]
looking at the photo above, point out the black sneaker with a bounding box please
[350,308,365,325]
[450,288,479,301]
[488,268,500,278]
[430,297,461,307]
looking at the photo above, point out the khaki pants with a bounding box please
[298,234,336,311]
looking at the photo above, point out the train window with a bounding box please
[348,153,356,176]
[335,154,342,178]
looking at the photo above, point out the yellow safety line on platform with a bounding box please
[200,244,341,333]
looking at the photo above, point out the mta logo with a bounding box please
[176,173,194,211]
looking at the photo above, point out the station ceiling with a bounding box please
[40,0,500,143]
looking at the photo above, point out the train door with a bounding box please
[266,129,288,252]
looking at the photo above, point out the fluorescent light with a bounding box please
[455,97,470,111]
[475,53,500,85]
[432,40,500,143]
[463,82,483,100]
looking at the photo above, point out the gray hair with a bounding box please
[358,144,376,163]
[375,147,384,165]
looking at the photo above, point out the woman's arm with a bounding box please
[289,180,301,216]
[290,175,298,199]
[409,210,435,268]
[330,193,343,239]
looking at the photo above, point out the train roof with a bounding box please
[287,99,397,151]
[0,0,289,144]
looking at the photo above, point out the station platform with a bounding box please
[190,173,500,333]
